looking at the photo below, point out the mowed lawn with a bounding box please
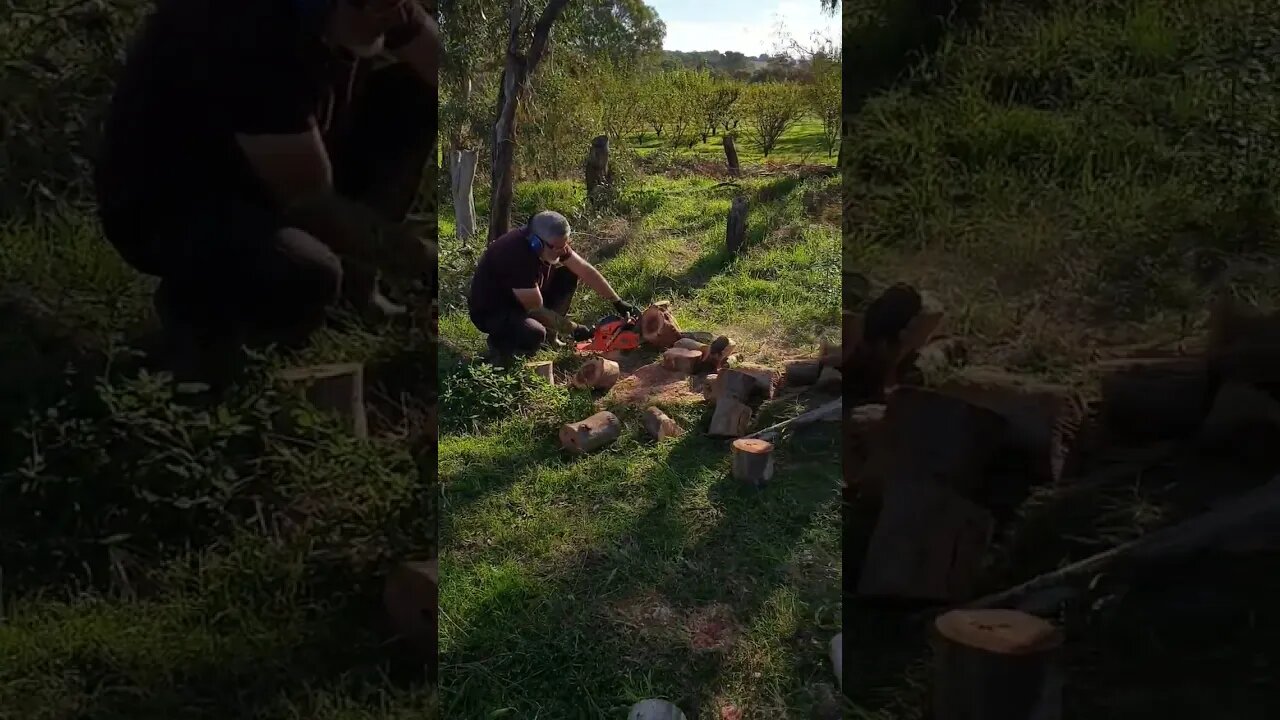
[437,162,844,715]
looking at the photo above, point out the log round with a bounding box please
[709,397,753,437]
[662,347,704,374]
[707,335,736,369]
[643,406,685,441]
[573,357,621,390]
[784,359,822,386]
[559,411,622,453]
[732,437,775,486]
[931,609,1065,720]
[673,337,709,358]
[641,305,682,348]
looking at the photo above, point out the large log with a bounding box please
[859,386,1007,501]
[723,133,740,176]
[585,134,610,203]
[726,195,749,255]
[858,477,995,601]
[938,368,1082,485]
[560,411,622,453]
[276,362,368,439]
[1096,356,1212,440]
[931,609,1065,720]
[572,357,621,389]
[640,304,682,348]
[709,397,753,437]
[731,437,775,486]
[643,406,685,441]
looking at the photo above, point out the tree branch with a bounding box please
[527,0,571,73]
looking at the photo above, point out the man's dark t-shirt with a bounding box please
[94,0,426,216]
[469,226,561,321]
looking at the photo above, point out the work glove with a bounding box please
[612,299,641,318]
[571,324,593,342]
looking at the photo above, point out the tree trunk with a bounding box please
[560,411,622,453]
[487,0,570,243]
[732,438,775,486]
[726,195,748,255]
[931,609,1065,720]
[723,134,740,176]
[450,147,478,243]
[585,134,610,204]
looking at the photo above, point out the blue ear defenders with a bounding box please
[528,232,544,253]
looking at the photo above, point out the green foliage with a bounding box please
[742,82,807,156]
[438,360,573,435]
[807,52,842,156]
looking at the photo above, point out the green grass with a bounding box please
[0,211,437,717]
[845,0,1280,717]
[632,116,838,167]
[438,166,842,714]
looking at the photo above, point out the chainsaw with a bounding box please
[574,313,642,354]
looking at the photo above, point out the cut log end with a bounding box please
[935,609,1064,656]
[641,305,682,348]
[559,411,622,453]
[662,347,704,374]
[931,609,1065,720]
[573,357,621,390]
[732,437,775,486]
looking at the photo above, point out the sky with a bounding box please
[647,0,839,56]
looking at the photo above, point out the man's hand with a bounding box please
[612,299,641,318]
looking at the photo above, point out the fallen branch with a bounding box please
[967,474,1280,609]
[743,398,842,442]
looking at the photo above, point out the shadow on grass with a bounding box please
[438,413,842,718]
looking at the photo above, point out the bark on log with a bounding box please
[785,359,822,386]
[859,386,1007,501]
[706,335,735,370]
[858,476,995,601]
[384,559,438,666]
[931,609,1065,720]
[1096,356,1212,441]
[573,357,621,389]
[662,347,704,374]
[560,411,622,453]
[276,362,368,439]
[709,397,753,437]
[711,368,760,403]
[732,437,775,486]
[726,196,749,255]
[527,360,554,384]
[643,406,684,441]
[723,134,740,176]
[938,368,1082,485]
[734,365,779,399]
[585,134,611,203]
[641,304,682,348]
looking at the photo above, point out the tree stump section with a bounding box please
[706,335,735,370]
[709,398,753,437]
[816,366,843,393]
[723,134,740,176]
[1097,356,1212,441]
[938,368,1082,485]
[726,196,749,255]
[572,357,621,389]
[931,609,1065,720]
[859,386,1007,501]
[276,362,368,439]
[706,368,760,404]
[527,360,555,384]
[732,437,775,486]
[662,347,703,374]
[673,337,709,359]
[585,134,610,203]
[383,559,438,664]
[734,365,779,399]
[643,406,685,441]
[560,411,622,453]
[858,477,995,601]
[641,304,682,348]
[785,359,822,386]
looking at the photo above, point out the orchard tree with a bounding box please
[807,52,840,156]
[742,82,804,157]
[701,78,742,142]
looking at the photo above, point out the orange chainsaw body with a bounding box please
[575,316,641,354]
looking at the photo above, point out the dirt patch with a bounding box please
[606,361,707,408]
[686,603,740,653]
[608,590,682,641]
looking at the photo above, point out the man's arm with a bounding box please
[386,2,442,89]
[563,251,621,303]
